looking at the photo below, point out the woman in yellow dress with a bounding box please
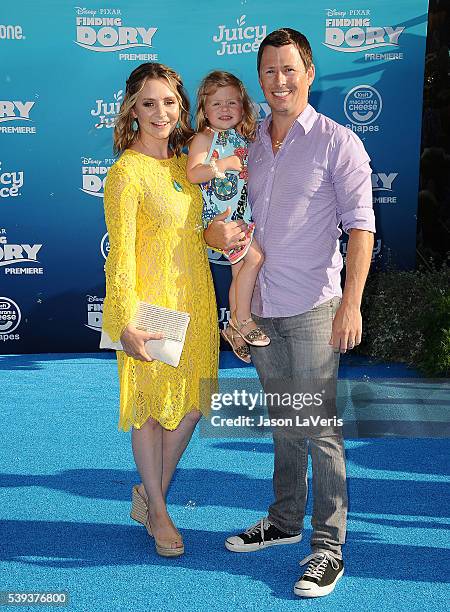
[102,63,219,557]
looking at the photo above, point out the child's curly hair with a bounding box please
[195,71,256,141]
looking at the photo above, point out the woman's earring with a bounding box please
[176,119,181,129]
[131,119,139,132]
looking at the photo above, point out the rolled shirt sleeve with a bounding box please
[330,128,376,234]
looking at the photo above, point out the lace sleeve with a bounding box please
[102,163,142,341]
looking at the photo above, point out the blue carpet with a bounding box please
[0,353,449,611]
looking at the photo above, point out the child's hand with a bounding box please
[221,155,242,173]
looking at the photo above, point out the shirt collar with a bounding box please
[260,103,317,140]
[296,103,317,135]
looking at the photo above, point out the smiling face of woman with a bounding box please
[131,77,180,143]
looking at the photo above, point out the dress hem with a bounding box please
[118,404,210,432]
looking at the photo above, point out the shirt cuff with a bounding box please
[341,208,376,234]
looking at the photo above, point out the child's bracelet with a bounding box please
[209,157,226,179]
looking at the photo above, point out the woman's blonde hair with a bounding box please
[113,62,194,156]
[195,71,256,141]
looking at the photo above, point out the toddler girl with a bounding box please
[187,71,270,363]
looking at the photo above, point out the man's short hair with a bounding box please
[257,28,313,74]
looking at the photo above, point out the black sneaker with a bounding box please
[225,517,302,553]
[294,552,344,598]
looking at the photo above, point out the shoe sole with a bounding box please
[155,543,185,557]
[225,533,302,553]
[294,568,344,598]
[131,486,154,537]
[130,485,148,526]
[131,485,184,555]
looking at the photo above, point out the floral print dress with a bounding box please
[200,128,254,262]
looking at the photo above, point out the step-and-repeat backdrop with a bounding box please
[0,1,428,352]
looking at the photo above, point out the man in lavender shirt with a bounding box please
[205,28,375,598]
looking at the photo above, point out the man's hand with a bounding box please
[120,324,163,362]
[330,228,373,353]
[204,206,250,251]
[329,302,362,353]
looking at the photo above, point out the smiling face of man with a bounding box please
[258,43,315,121]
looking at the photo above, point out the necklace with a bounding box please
[270,125,286,150]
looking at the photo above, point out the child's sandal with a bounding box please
[220,328,251,364]
[229,316,270,347]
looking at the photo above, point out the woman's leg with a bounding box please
[161,409,202,499]
[132,417,163,507]
[132,417,181,547]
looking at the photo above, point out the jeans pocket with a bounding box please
[312,298,340,313]
[330,297,342,317]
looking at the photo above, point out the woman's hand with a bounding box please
[120,324,163,362]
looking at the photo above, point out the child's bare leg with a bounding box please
[226,261,247,351]
[229,260,244,316]
[234,240,264,322]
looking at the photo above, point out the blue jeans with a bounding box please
[251,298,347,559]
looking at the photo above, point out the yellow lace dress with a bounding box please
[102,149,219,431]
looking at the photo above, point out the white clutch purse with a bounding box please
[100,302,190,367]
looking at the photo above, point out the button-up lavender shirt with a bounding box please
[248,104,376,318]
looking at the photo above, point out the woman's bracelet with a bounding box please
[209,157,226,179]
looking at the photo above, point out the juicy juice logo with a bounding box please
[213,15,266,56]
[91,90,122,129]
[0,162,24,199]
